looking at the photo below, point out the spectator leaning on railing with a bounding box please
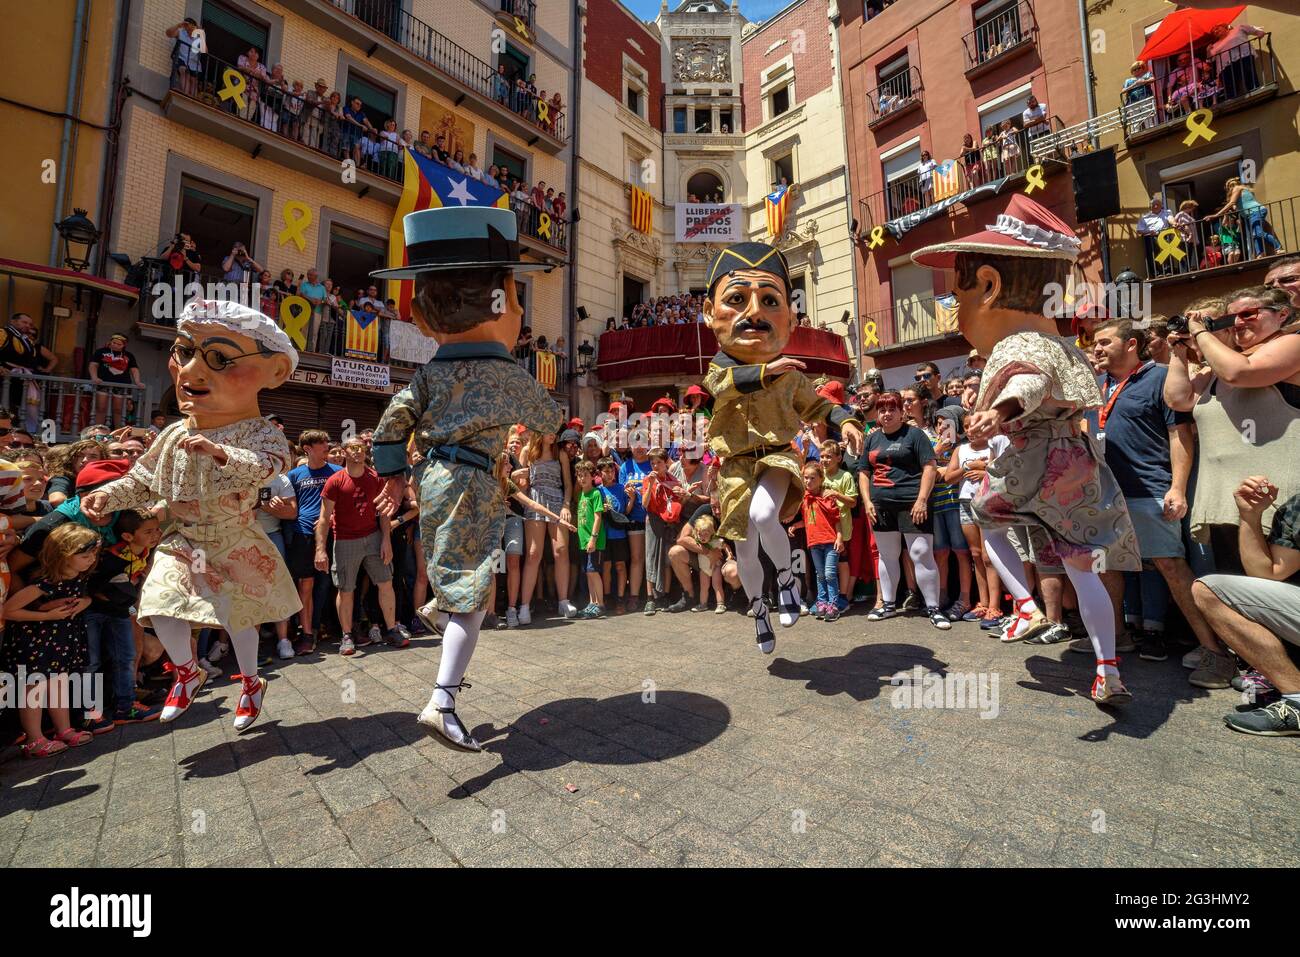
[87,334,143,430]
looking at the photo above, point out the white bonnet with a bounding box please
[177,299,299,373]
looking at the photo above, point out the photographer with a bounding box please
[221,242,262,286]
[1166,287,1300,571]
[161,233,201,285]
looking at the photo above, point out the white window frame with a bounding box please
[762,55,795,123]
[623,55,649,122]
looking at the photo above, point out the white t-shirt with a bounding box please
[1022,103,1049,131]
[256,473,295,535]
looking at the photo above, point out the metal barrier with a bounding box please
[511,199,569,253]
[0,373,149,441]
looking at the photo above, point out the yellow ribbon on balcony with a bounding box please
[1023,164,1046,195]
[278,200,312,252]
[1183,108,1216,146]
[513,15,530,38]
[1154,228,1186,265]
[537,100,549,124]
[537,212,552,240]
[217,68,246,111]
[863,320,880,348]
[278,295,311,350]
[867,226,887,250]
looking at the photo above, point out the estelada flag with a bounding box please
[385,149,510,319]
[765,184,790,238]
[630,185,653,234]
[932,159,962,202]
[346,309,381,361]
[535,350,557,391]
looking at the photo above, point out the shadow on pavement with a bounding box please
[766,642,949,701]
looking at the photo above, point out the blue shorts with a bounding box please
[932,506,968,552]
[583,549,606,574]
[1126,496,1184,560]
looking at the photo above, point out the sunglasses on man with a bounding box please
[913,372,934,382]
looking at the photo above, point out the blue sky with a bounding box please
[620,0,795,25]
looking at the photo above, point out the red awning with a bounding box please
[0,258,140,301]
[596,324,852,382]
[1138,5,1244,61]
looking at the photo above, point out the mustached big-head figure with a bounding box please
[699,241,863,656]
[703,242,796,365]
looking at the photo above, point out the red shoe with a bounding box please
[232,673,267,734]
[1091,658,1132,707]
[160,660,207,723]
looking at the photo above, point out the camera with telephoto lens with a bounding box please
[1168,313,1235,336]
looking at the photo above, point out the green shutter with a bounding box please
[345,75,397,120]
[201,0,269,53]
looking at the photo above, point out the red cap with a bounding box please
[76,458,132,491]
[816,381,847,405]
[566,417,584,433]
[684,384,709,400]
[911,194,1082,269]
[650,396,677,413]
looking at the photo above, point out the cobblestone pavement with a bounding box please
[1,605,1295,867]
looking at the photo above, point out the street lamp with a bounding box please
[55,208,101,272]
[574,339,596,377]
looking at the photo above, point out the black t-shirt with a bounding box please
[18,510,74,559]
[91,347,138,384]
[507,453,525,517]
[865,424,934,506]
[47,475,74,500]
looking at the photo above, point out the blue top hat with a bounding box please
[370,206,558,280]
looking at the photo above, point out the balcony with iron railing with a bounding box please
[131,259,423,377]
[962,1,1037,78]
[273,0,566,152]
[0,375,150,442]
[165,51,403,202]
[1133,193,1297,284]
[859,125,1066,229]
[1120,35,1278,146]
[512,344,569,394]
[496,0,536,40]
[510,198,570,258]
[867,66,923,130]
[861,296,962,354]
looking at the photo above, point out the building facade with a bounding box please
[839,0,1097,389]
[1086,0,1298,316]
[5,0,578,439]
[578,0,857,416]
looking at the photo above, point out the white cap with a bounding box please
[178,299,299,373]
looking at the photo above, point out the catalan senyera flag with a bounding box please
[345,309,381,361]
[535,350,557,391]
[932,160,962,202]
[385,149,510,319]
[630,184,653,234]
[934,293,960,334]
[765,184,790,238]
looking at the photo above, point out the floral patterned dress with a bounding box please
[972,331,1140,572]
[371,342,562,614]
[96,417,302,633]
[0,576,88,675]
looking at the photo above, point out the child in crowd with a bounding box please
[818,440,858,614]
[574,461,606,619]
[641,447,684,611]
[1,524,100,758]
[597,458,631,613]
[84,510,164,728]
[691,513,730,614]
[1200,233,1225,270]
[787,461,844,621]
[944,425,1009,628]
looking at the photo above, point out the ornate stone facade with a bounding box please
[670,38,732,83]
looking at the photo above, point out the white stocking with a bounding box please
[905,533,941,608]
[1063,564,1118,676]
[874,531,902,604]
[228,626,261,681]
[151,615,198,670]
[431,610,486,710]
[981,527,1037,608]
[733,469,794,600]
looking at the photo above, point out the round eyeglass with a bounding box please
[170,341,266,372]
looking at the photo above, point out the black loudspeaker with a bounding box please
[1072,148,1121,222]
[576,306,589,320]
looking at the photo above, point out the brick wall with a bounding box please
[584,0,663,131]
[741,0,833,132]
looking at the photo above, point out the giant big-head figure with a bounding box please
[703,242,796,365]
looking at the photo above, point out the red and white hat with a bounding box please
[911,194,1081,269]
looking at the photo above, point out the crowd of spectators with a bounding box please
[1135,174,1283,279]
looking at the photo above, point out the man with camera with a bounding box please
[162,233,202,285]
[221,242,263,287]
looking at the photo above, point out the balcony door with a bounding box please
[328,226,388,306]
[889,261,935,345]
[177,179,257,284]
[199,0,269,66]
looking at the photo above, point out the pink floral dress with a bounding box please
[96,417,303,633]
[972,331,1140,572]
